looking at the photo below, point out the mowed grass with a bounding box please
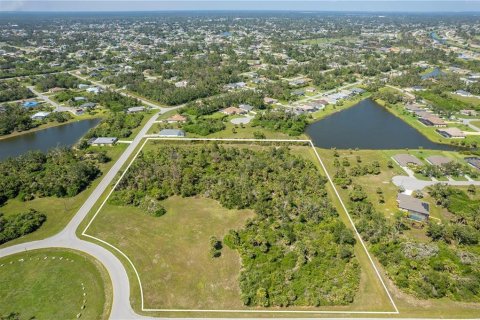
[316,148,480,318]
[0,248,111,320]
[88,196,254,309]
[0,144,127,249]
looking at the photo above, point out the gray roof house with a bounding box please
[127,106,145,113]
[397,194,430,221]
[426,156,453,166]
[239,104,254,112]
[159,129,185,137]
[392,154,423,167]
[90,137,118,146]
[465,157,480,170]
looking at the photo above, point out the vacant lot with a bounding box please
[88,196,254,309]
[0,248,111,319]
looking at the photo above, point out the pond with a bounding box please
[0,118,101,160]
[305,99,456,150]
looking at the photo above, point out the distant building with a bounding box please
[127,106,145,113]
[437,127,466,139]
[86,87,102,94]
[264,97,278,105]
[74,97,87,102]
[460,109,477,117]
[419,115,447,127]
[80,102,96,109]
[78,84,90,89]
[455,90,472,97]
[166,114,187,123]
[90,137,118,146]
[239,104,254,112]
[159,129,185,137]
[397,194,430,221]
[426,156,453,166]
[221,107,246,115]
[23,101,38,108]
[31,111,50,120]
[465,157,480,170]
[392,154,423,167]
[175,80,188,88]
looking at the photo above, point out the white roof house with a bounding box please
[31,111,51,120]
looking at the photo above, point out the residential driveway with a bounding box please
[230,116,253,124]
[392,175,480,192]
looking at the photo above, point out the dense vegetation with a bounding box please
[0,104,37,135]
[110,144,360,307]
[182,118,226,136]
[332,154,480,302]
[0,149,100,205]
[34,73,86,92]
[0,82,34,103]
[0,210,46,245]
[84,113,144,139]
[251,110,308,136]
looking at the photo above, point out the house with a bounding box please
[291,89,305,96]
[159,129,185,137]
[288,79,307,86]
[80,102,96,109]
[86,87,102,94]
[397,194,430,221]
[305,87,316,93]
[31,111,51,120]
[465,157,480,170]
[74,108,84,115]
[127,106,145,114]
[224,82,246,90]
[264,97,278,105]
[90,137,118,146]
[392,154,423,167]
[426,156,453,166]
[49,87,64,93]
[74,97,87,102]
[437,127,466,139]
[455,90,472,97]
[405,103,424,113]
[419,115,447,127]
[239,104,254,112]
[23,101,38,108]
[166,114,187,123]
[460,109,477,117]
[350,87,365,95]
[411,86,424,91]
[221,107,246,115]
[78,84,90,89]
[175,80,188,88]
[314,99,329,106]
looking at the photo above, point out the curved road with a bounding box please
[0,110,169,319]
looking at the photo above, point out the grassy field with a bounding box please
[316,147,480,318]
[375,98,480,147]
[84,141,400,316]
[310,93,371,121]
[0,144,127,248]
[88,196,254,309]
[0,248,111,320]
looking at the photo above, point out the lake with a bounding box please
[305,99,456,150]
[0,118,101,160]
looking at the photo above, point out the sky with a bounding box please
[1,0,480,12]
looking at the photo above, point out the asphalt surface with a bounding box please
[0,111,166,319]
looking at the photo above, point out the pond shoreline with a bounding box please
[0,118,101,160]
[305,98,458,151]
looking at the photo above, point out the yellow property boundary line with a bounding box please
[82,137,399,315]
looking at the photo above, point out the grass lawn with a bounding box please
[471,120,480,128]
[0,144,127,248]
[0,248,111,320]
[375,99,480,147]
[315,148,480,318]
[88,196,254,310]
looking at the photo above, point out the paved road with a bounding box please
[392,175,480,191]
[0,111,164,319]
[27,85,61,108]
[462,118,480,132]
